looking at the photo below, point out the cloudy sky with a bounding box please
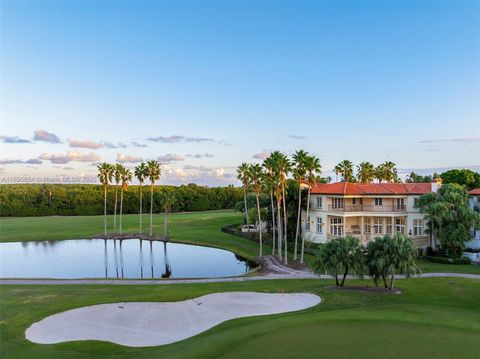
[1,1,479,185]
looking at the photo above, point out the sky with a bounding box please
[1,1,479,185]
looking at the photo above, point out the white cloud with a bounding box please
[288,135,307,140]
[418,137,480,143]
[131,141,147,148]
[39,150,101,164]
[69,139,103,149]
[157,154,185,164]
[117,153,143,163]
[147,135,214,143]
[33,129,62,143]
[0,135,31,143]
[253,149,271,160]
[186,153,214,159]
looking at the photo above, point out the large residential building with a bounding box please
[467,188,480,249]
[301,180,443,247]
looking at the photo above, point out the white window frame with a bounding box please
[330,217,343,236]
[413,219,423,236]
[396,198,405,210]
[374,218,383,234]
[316,217,322,233]
[386,218,393,234]
[374,198,383,206]
[332,198,344,209]
[306,216,310,231]
[316,196,322,209]
[364,217,371,234]
[395,218,405,234]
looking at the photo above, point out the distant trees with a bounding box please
[357,162,375,183]
[134,162,148,233]
[237,163,251,227]
[418,184,479,257]
[334,160,355,182]
[97,162,113,235]
[249,163,264,256]
[119,166,132,234]
[146,160,162,236]
[440,169,480,190]
[292,150,308,261]
[334,160,399,183]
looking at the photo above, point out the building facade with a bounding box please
[301,181,442,247]
[467,188,480,249]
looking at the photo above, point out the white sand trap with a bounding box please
[26,292,320,347]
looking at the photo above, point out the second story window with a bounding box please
[332,198,344,209]
[306,216,310,231]
[316,196,322,208]
[374,198,383,206]
[396,198,405,210]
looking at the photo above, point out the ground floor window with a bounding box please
[306,216,310,231]
[386,218,393,234]
[316,217,322,233]
[364,217,371,234]
[413,219,423,236]
[330,217,343,236]
[374,218,383,234]
[395,218,405,234]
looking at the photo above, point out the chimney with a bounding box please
[431,178,442,192]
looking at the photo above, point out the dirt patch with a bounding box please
[326,285,402,294]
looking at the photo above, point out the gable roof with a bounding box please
[469,188,480,195]
[309,182,432,195]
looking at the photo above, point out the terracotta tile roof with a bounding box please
[309,182,432,195]
[469,188,480,195]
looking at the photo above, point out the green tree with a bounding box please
[159,188,176,238]
[113,164,122,232]
[119,166,132,234]
[146,160,162,236]
[418,184,478,257]
[440,169,480,190]
[383,233,420,289]
[334,160,355,182]
[237,163,251,227]
[301,155,321,263]
[357,162,375,183]
[263,156,277,255]
[248,163,265,256]
[97,162,113,235]
[292,150,309,260]
[134,162,148,233]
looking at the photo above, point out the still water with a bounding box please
[0,239,253,279]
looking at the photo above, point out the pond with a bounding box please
[0,239,254,279]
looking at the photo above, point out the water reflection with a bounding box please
[1,239,253,279]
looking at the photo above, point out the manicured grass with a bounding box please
[1,278,479,358]
[416,258,480,274]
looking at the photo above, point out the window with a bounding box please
[306,216,310,231]
[330,217,343,236]
[364,218,371,234]
[396,198,405,210]
[374,218,383,234]
[395,218,405,234]
[386,218,393,234]
[316,217,322,233]
[414,219,423,236]
[332,198,344,209]
[374,198,383,206]
[414,198,419,208]
[316,196,322,208]
[352,198,356,205]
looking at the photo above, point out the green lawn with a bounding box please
[1,278,479,358]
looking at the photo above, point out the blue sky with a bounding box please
[1,1,479,185]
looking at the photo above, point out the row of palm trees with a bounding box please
[97,160,161,236]
[237,150,322,264]
[334,160,399,183]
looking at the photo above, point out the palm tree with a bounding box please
[357,161,375,183]
[146,160,162,236]
[334,160,355,182]
[249,163,264,257]
[271,151,291,264]
[263,156,276,255]
[113,164,122,232]
[134,162,148,233]
[119,166,132,234]
[384,233,420,289]
[237,163,251,227]
[159,188,176,239]
[97,162,113,236]
[300,155,321,263]
[382,161,398,183]
[292,150,308,260]
[375,163,387,183]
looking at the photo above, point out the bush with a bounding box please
[425,256,471,265]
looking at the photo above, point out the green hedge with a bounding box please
[425,256,471,265]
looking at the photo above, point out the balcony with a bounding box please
[327,204,406,212]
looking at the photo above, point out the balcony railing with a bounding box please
[327,204,406,212]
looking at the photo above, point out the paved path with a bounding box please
[1,272,479,285]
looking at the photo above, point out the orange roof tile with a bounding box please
[310,182,432,195]
[469,188,480,195]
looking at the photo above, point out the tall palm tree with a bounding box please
[237,163,251,227]
[382,161,398,183]
[146,160,162,236]
[159,188,176,239]
[292,150,309,260]
[334,160,354,182]
[375,163,387,183]
[301,155,321,263]
[134,162,148,233]
[113,164,122,232]
[119,166,132,234]
[357,161,375,183]
[263,156,276,255]
[271,151,291,264]
[249,163,264,257]
[97,162,113,236]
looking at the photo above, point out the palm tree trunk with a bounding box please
[340,265,349,287]
[282,182,288,264]
[256,193,262,257]
[119,187,124,234]
[335,272,339,286]
[243,187,249,226]
[300,188,311,263]
[164,205,167,238]
[270,192,276,255]
[382,274,388,288]
[294,182,302,260]
[389,272,395,289]
[103,185,107,236]
[114,185,118,232]
[149,183,154,236]
[139,183,143,233]
[277,199,283,258]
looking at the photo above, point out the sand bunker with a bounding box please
[26,292,320,347]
